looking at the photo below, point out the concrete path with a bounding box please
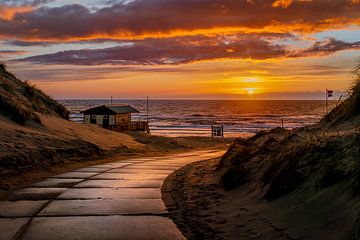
[0,150,224,240]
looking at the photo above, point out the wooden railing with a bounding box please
[112,121,150,133]
[129,121,148,131]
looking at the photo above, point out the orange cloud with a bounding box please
[272,0,294,8]
[0,5,33,20]
[272,0,312,8]
[0,1,359,42]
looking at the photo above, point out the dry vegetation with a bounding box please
[215,61,360,239]
[0,63,68,124]
[0,64,231,195]
[164,60,360,240]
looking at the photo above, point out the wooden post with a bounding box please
[281,118,284,128]
[221,125,224,138]
[146,96,149,124]
[146,96,150,134]
[325,89,328,114]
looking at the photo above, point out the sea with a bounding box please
[59,100,334,138]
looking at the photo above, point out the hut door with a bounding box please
[96,115,103,125]
[84,115,90,124]
[103,115,109,128]
[109,115,115,125]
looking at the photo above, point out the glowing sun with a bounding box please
[243,88,256,95]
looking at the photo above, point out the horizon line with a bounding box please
[56,98,337,101]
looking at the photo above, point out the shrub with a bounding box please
[221,164,250,190]
[0,62,7,71]
[351,156,360,197]
[263,154,304,201]
[24,80,36,98]
[351,210,360,240]
[0,82,14,93]
[318,163,345,189]
[0,95,40,124]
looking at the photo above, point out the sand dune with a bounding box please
[163,68,360,240]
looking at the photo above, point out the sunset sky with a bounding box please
[0,0,360,99]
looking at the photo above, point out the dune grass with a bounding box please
[320,60,360,126]
[0,63,69,124]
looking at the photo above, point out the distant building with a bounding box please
[81,105,149,133]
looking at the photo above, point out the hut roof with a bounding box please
[81,105,140,114]
[106,105,140,113]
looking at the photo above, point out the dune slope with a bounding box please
[216,70,360,239]
[163,65,360,240]
[0,64,144,189]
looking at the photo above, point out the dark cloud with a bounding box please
[18,35,360,65]
[0,0,359,40]
[0,49,27,59]
[18,34,289,65]
[5,38,126,46]
[5,40,54,46]
[289,38,360,57]
[5,32,293,46]
[0,49,27,54]
[9,64,200,83]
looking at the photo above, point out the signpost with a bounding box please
[146,96,149,124]
[146,96,150,134]
[211,125,224,138]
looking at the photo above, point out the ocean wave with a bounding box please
[62,99,330,137]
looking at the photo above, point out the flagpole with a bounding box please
[326,89,328,114]
[146,96,149,124]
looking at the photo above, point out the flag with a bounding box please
[327,89,333,97]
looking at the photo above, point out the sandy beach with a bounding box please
[162,117,360,240]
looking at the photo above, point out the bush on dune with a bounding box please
[0,63,6,72]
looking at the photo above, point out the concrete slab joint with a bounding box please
[0,150,224,240]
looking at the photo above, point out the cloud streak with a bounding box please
[0,49,27,55]
[18,35,360,65]
[289,38,360,57]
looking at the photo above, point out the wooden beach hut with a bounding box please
[81,105,149,133]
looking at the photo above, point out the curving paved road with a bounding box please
[0,150,224,240]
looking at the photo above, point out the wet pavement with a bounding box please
[0,150,224,240]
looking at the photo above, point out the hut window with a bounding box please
[92,115,96,119]
[103,115,107,119]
